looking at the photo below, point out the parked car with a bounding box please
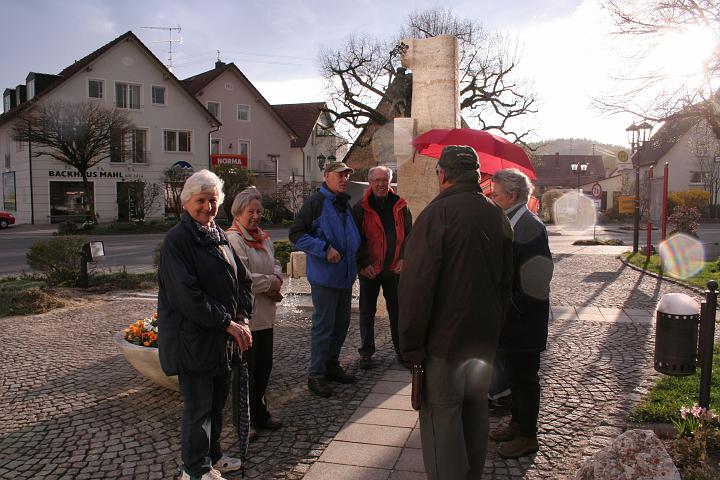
[0,211,15,229]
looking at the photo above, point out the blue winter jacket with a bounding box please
[289,184,361,289]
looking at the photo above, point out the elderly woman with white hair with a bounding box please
[226,187,284,439]
[157,169,253,480]
[488,168,554,460]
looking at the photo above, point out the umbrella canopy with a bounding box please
[412,128,536,180]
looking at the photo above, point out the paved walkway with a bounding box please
[0,249,706,479]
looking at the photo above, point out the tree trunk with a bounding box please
[80,170,96,223]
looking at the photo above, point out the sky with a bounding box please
[0,0,712,148]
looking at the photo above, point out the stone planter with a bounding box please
[113,331,179,391]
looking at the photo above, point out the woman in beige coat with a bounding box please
[227,187,284,438]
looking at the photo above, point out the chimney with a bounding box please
[215,60,225,69]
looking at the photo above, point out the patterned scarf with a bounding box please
[227,220,270,250]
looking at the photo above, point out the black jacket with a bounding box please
[158,213,253,376]
[398,182,513,364]
[499,205,553,352]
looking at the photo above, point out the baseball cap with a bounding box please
[325,161,355,174]
[437,145,479,171]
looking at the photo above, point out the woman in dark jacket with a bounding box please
[158,169,253,480]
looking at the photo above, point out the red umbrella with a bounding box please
[412,128,536,180]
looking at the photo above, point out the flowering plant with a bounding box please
[672,405,718,438]
[124,312,158,347]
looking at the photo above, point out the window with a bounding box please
[4,153,10,170]
[164,130,192,152]
[690,171,706,184]
[237,104,250,122]
[88,79,104,99]
[111,129,149,163]
[151,86,166,105]
[238,140,250,158]
[50,181,93,221]
[210,138,221,155]
[207,101,220,119]
[27,80,35,100]
[115,82,141,109]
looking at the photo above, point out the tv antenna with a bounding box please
[141,25,182,71]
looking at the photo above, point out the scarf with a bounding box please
[227,220,270,250]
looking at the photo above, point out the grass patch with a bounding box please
[87,271,157,292]
[624,252,720,290]
[629,346,720,423]
[572,239,625,246]
[0,287,64,317]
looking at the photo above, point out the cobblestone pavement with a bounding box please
[0,253,707,479]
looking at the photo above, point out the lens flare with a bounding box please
[553,191,597,232]
[659,233,705,279]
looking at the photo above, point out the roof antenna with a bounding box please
[217,50,221,62]
[141,25,182,71]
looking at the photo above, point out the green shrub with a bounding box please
[273,240,294,273]
[26,236,87,286]
[668,190,711,215]
[262,195,292,224]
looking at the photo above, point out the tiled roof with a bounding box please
[534,154,606,188]
[181,62,297,139]
[0,31,220,128]
[634,116,697,167]
[273,102,325,148]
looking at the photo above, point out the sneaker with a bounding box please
[489,421,521,442]
[497,435,540,459]
[308,377,333,397]
[181,468,226,480]
[359,355,373,370]
[212,454,243,473]
[325,362,356,384]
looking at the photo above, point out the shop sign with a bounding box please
[48,170,124,178]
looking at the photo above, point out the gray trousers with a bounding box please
[420,356,492,480]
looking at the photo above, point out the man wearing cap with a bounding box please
[289,161,362,398]
[399,145,513,479]
[353,165,412,370]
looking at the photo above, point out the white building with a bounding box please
[0,31,219,224]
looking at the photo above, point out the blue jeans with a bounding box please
[309,284,352,378]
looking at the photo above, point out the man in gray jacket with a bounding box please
[399,146,513,479]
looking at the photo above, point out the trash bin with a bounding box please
[654,293,700,376]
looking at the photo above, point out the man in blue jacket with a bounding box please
[289,161,362,397]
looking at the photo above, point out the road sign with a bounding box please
[593,199,601,210]
[591,182,602,199]
[618,196,635,214]
[617,150,629,162]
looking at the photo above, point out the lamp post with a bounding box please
[570,162,588,191]
[626,122,653,254]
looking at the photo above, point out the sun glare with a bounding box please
[651,26,717,78]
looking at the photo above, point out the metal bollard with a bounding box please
[698,280,719,409]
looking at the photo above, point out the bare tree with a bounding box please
[134,181,163,221]
[12,100,132,222]
[320,7,537,147]
[163,166,192,221]
[275,180,312,216]
[597,1,720,125]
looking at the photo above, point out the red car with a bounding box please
[0,211,15,229]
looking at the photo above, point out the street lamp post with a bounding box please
[570,162,588,191]
[626,122,653,254]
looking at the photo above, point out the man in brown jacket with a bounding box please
[399,145,513,480]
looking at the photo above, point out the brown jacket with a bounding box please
[398,182,513,364]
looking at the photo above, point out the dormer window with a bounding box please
[27,80,35,100]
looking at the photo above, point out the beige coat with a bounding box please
[227,225,282,332]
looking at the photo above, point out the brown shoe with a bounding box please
[325,362,356,384]
[497,436,539,459]
[308,377,333,397]
[489,421,521,442]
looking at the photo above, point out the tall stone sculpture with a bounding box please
[395,35,460,216]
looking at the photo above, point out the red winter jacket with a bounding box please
[353,188,411,273]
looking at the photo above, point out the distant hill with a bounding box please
[530,138,627,176]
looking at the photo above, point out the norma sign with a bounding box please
[591,182,602,199]
[211,154,248,167]
[617,150,629,162]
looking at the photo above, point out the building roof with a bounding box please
[273,102,325,148]
[182,62,297,140]
[534,153,606,188]
[634,115,698,167]
[0,31,220,128]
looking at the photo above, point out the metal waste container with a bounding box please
[654,310,699,376]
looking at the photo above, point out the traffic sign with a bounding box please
[591,182,602,199]
[617,150,629,162]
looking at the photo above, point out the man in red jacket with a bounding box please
[352,166,412,369]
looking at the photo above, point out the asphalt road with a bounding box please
[0,225,289,276]
[0,222,718,277]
